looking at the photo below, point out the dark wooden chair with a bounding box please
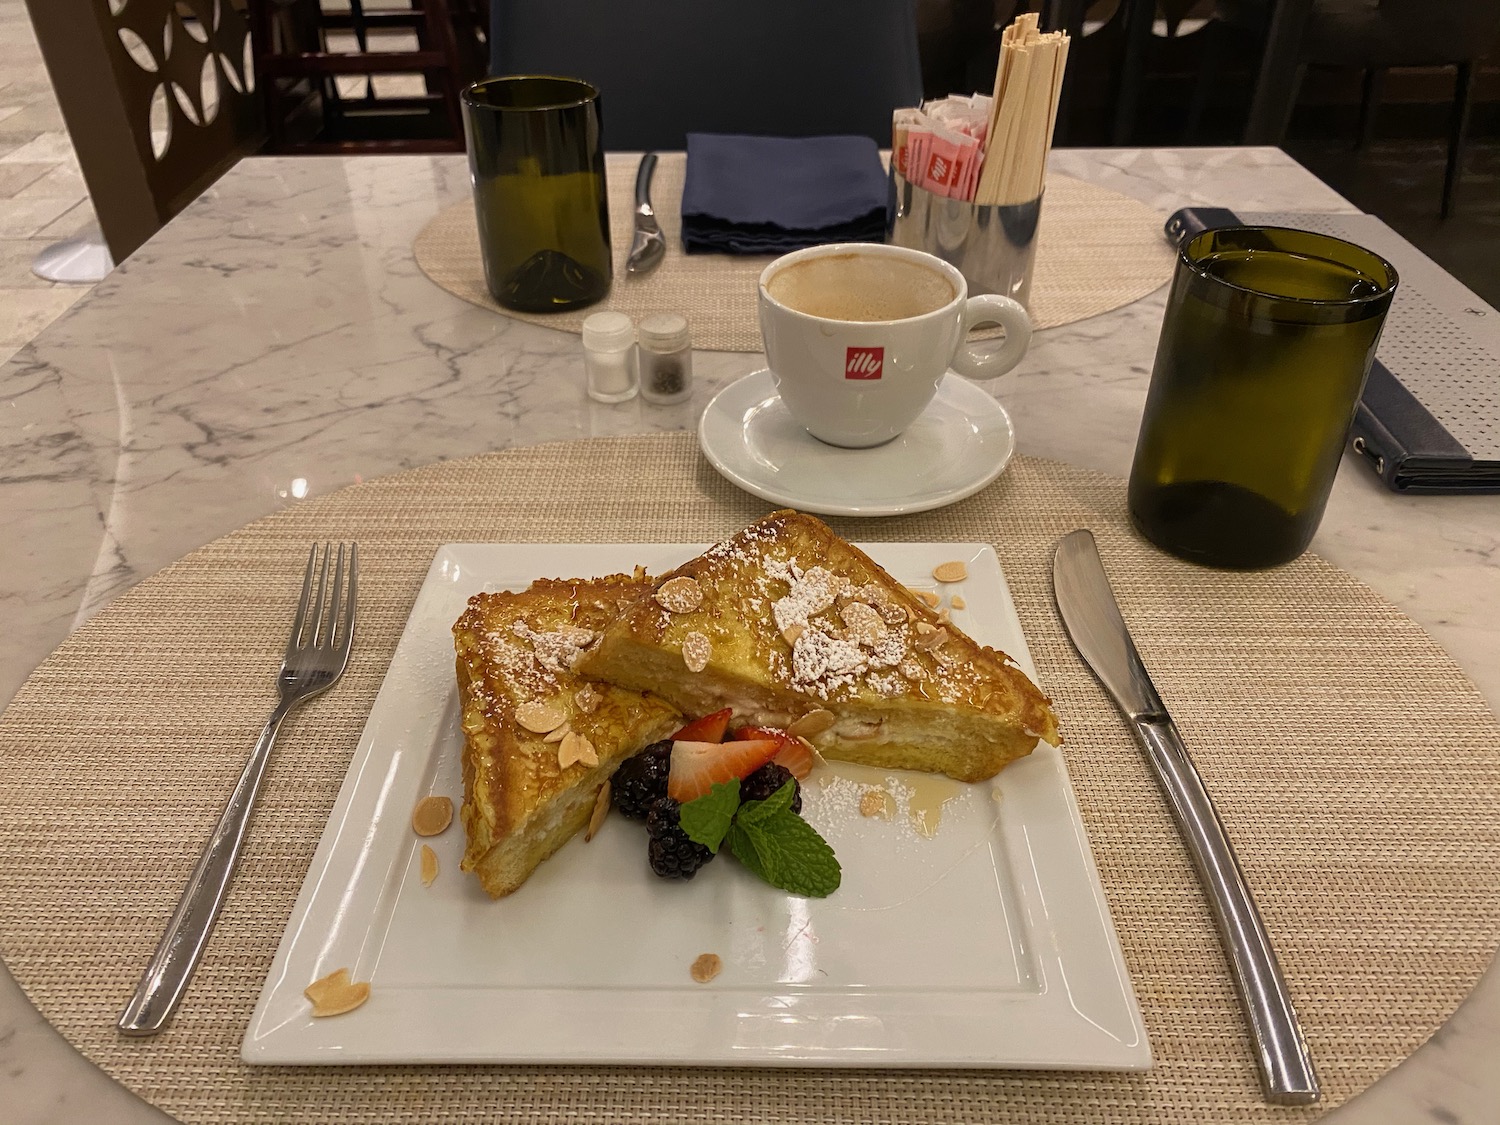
[484,0,924,150]
[1194,0,1500,217]
[24,0,264,266]
[250,0,488,153]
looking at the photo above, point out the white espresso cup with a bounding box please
[757,242,1032,448]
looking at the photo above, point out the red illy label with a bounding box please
[845,347,884,380]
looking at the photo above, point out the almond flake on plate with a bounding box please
[690,953,723,983]
[420,844,438,886]
[411,795,453,836]
[932,560,969,583]
[860,788,894,818]
[950,594,966,610]
[305,968,371,1017]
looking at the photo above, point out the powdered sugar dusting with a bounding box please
[509,619,597,675]
[771,565,851,633]
[763,560,911,699]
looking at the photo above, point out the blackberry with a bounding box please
[612,741,672,819]
[740,762,802,813]
[645,797,714,879]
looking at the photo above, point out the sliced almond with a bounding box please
[860,788,894,819]
[305,968,371,1017]
[558,730,598,770]
[787,709,835,738]
[574,684,602,714]
[654,576,704,614]
[585,781,611,841]
[542,720,571,744]
[915,621,938,638]
[950,594,966,610]
[932,560,969,583]
[780,622,805,646]
[411,795,453,836]
[839,601,887,645]
[914,626,949,651]
[919,590,941,608]
[578,735,600,767]
[515,699,567,734]
[682,631,712,673]
[937,608,950,624]
[420,844,438,886]
[690,952,723,984]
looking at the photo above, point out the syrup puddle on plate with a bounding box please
[803,760,1004,912]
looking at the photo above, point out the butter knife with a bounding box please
[625,152,665,276]
[1052,529,1320,1106]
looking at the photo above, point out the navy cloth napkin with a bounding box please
[680,133,889,254]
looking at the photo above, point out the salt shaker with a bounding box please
[581,311,639,403]
[637,313,693,405]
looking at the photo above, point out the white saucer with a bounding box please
[698,369,1016,517]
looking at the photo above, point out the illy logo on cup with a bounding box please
[845,347,884,380]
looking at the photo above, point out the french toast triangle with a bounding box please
[576,510,1061,784]
[453,572,681,898]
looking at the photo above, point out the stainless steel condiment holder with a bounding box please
[887,171,1041,308]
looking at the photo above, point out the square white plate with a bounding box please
[243,542,1149,1069]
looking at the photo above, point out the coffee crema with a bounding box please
[765,252,957,322]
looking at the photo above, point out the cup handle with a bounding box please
[950,294,1032,381]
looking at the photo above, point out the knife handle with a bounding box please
[1135,716,1321,1105]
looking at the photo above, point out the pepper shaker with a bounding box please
[581,311,639,403]
[637,313,693,405]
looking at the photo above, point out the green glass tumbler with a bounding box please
[1128,226,1398,569]
[460,76,612,313]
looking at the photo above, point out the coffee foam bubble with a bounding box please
[765,252,957,323]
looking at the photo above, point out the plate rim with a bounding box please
[697,370,1016,517]
[242,541,1149,1069]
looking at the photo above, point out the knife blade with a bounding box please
[1052,529,1320,1106]
[625,152,665,276]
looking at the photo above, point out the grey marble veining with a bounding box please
[1,147,1497,1124]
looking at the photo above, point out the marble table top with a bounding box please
[2,147,1497,1124]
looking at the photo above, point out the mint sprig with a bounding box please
[679,779,841,898]
[677,779,739,854]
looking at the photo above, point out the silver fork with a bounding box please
[118,543,358,1036]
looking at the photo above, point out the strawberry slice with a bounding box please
[733,725,816,780]
[671,707,733,744]
[668,738,780,803]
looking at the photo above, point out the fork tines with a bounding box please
[288,542,358,657]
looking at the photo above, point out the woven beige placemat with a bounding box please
[2,433,1498,1125]
[414,154,1176,351]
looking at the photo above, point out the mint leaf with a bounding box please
[678,779,740,853]
[727,807,841,898]
[737,779,796,824]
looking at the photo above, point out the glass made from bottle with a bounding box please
[460,76,612,313]
[1128,226,1398,569]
